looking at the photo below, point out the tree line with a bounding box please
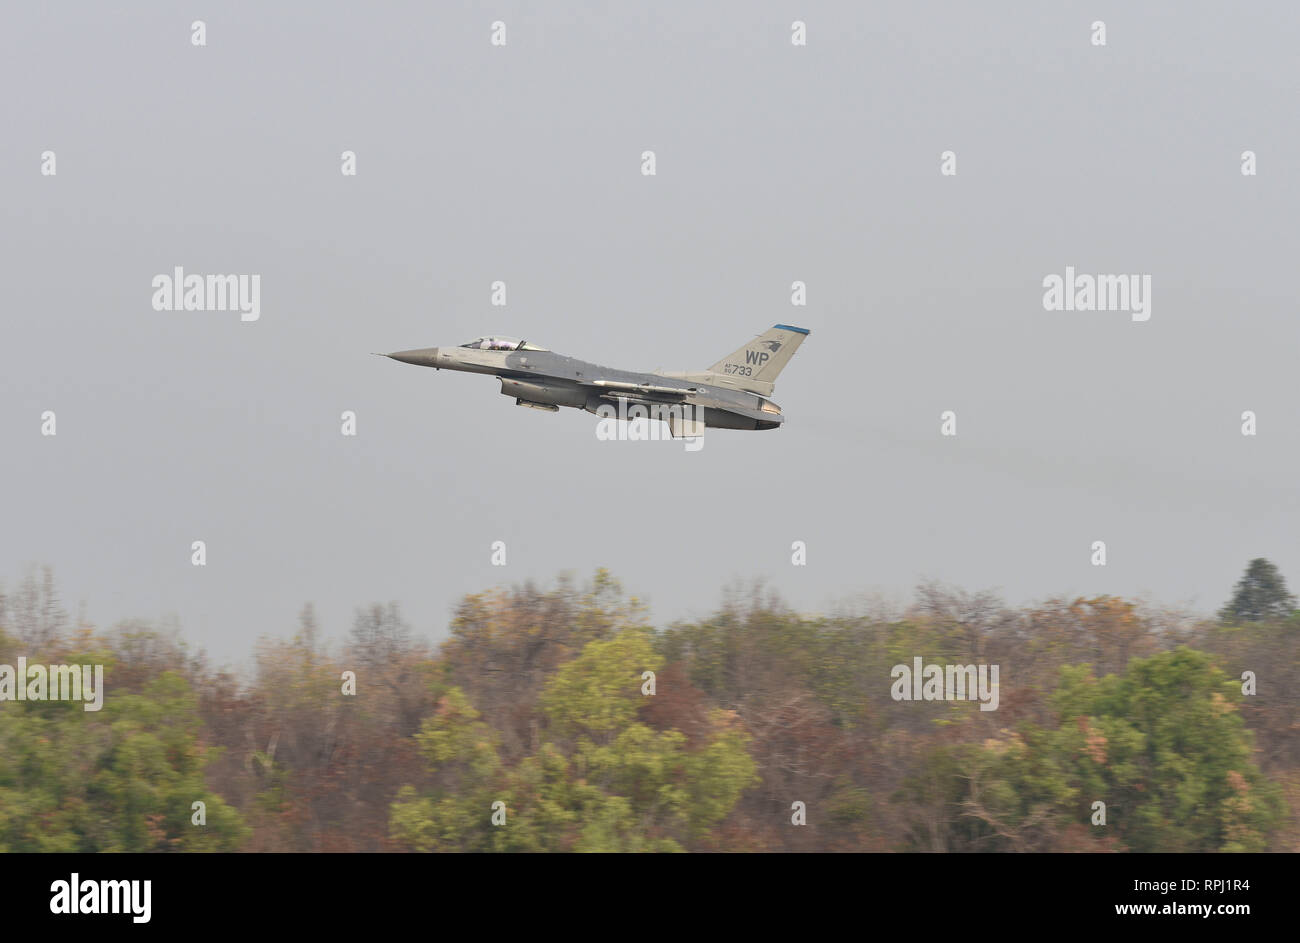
[0,560,1296,852]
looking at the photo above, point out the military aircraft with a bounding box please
[379,324,810,437]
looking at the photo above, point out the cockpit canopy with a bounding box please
[458,336,548,352]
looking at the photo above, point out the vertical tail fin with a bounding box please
[704,324,810,395]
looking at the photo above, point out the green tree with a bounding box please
[0,665,247,852]
[1047,648,1286,851]
[389,687,507,852]
[1220,558,1296,623]
[899,648,1287,852]
[391,629,758,851]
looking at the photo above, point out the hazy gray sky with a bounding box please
[3,1,1297,664]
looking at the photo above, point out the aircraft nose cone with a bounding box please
[386,347,441,368]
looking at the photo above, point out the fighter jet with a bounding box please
[379,324,810,437]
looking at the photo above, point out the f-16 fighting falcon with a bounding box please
[379,324,810,437]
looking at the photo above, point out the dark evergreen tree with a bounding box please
[1219,558,1296,623]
